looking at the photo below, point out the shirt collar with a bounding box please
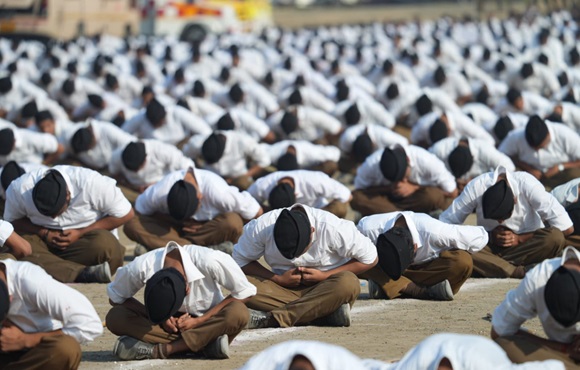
[491,165,520,198]
[561,246,580,265]
[157,241,204,284]
[382,211,422,250]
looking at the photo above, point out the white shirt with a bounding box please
[261,140,341,168]
[492,247,580,344]
[551,178,580,207]
[184,96,225,121]
[385,333,564,370]
[0,162,48,200]
[233,205,378,274]
[440,166,573,233]
[412,111,495,146]
[429,137,515,180]
[74,119,137,170]
[2,259,103,345]
[109,139,195,187]
[239,340,370,370]
[333,99,395,129]
[185,130,270,178]
[494,91,554,118]
[0,128,59,166]
[339,123,409,154]
[135,168,261,221]
[218,107,271,140]
[107,241,256,316]
[4,165,132,231]
[357,211,488,265]
[268,106,342,142]
[560,102,580,133]
[499,122,580,172]
[354,146,457,193]
[0,219,13,246]
[121,105,211,145]
[248,170,351,209]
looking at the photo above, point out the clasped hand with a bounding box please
[275,267,329,287]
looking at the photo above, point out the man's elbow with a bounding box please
[563,226,574,236]
[490,326,500,340]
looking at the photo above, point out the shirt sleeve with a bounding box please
[244,136,271,168]
[430,222,489,253]
[0,220,14,247]
[23,266,103,344]
[491,271,540,336]
[203,251,257,300]
[314,175,352,203]
[88,172,133,218]
[3,182,27,222]
[107,258,147,304]
[327,220,378,264]
[232,219,268,267]
[29,131,59,154]
[439,178,482,225]
[520,173,574,231]
[309,108,342,135]
[174,106,212,136]
[498,130,522,158]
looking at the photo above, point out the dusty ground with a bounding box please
[74,2,551,369]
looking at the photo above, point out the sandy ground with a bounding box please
[73,2,551,369]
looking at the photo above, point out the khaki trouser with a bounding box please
[472,227,565,278]
[106,300,249,353]
[359,250,473,299]
[227,175,253,192]
[565,235,580,250]
[246,271,360,327]
[321,200,349,219]
[19,230,125,283]
[541,168,580,190]
[124,212,243,250]
[0,335,81,370]
[0,253,16,260]
[495,334,580,370]
[351,186,451,217]
[309,161,338,177]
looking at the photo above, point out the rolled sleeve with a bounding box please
[492,276,538,336]
[0,220,14,247]
[206,251,257,300]
[107,262,146,304]
[232,219,267,267]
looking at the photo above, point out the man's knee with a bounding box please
[543,228,566,249]
[223,300,249,330]
[106,306,130,336]
[444,251,474,278]
[44,335,82,370]
[330,271,361,299]
[220,213,244,239]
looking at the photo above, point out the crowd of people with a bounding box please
[0,5,580,369]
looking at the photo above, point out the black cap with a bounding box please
[145,268,186,325]
[429,119,448,144]
[352,133,374,163]
[122,142,147,171]
[192,80,205,97]
[35,110,53,124]
[544,266,580,327]
[219,67,230,82]
[537,53,549,65]
[506,88,522,106]
[0,128,15,156]
[145,99,166,126]
[21,100,38,119]
[268,182,296,209]
[1,160,24,191]
[229,83,243,103]
[335,82,349,102]
[376,226,414,280]
[494,116,514,141]
[558,72,569,87]
[105,73,118,89]
[382,59,394,74]
[40,72,52,87]
[482,179,514,220]
[216,113,235,131]
[380,147,408,182]
[201,133,226,164]
[167,180,199,221]
[495,60,506,73]
[288,89,302,106]
[294,75,305,87]
[343,102,361,125]
[566,202,580,236]
[0,279,8,324]
[71,127,94,154]
[520,63,533,79]
[277,152,299,171]
[448,144,473,178]
[0,76,12,94]
[386,83,399,100]
[88,94,104,109]
[476,85,490,105]
[433,66,446,85]
[525,115,549,148]
[61,79,75,95]
[32,170,68,218]
[281,112,298,135]
[273,209,311,259]
[415,94,433,116]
